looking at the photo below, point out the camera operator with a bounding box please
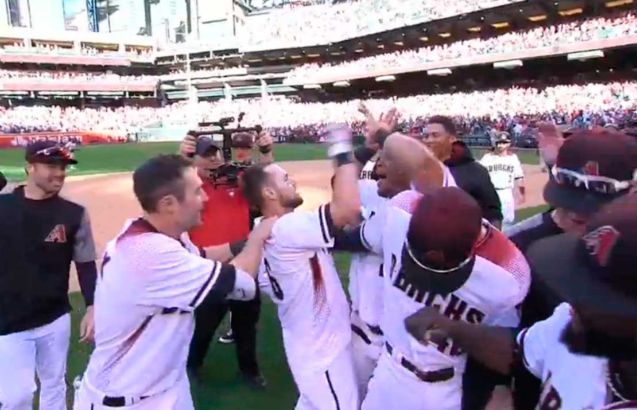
[180,128,273,389]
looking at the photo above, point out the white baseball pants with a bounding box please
[294,345,359,410]
[350,314,382,399]
[497,189,516,229]
[73,373,193,410]
[0,313,71,410]
[362,351,462,410]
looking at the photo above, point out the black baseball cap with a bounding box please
[543,130,637,215]
[195,135,222,157]
[401,187,482,295]
[25,140,78,165]
[528,193,637,318]
[494,132,511,144]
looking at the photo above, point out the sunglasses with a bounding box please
[34,145,74,161]
[552,166,635,195]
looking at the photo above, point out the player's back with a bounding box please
[379,205,523,372]
[259,206,351,380]
[86,220,202,396]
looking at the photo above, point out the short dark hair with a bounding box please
[428,115,457,136]
[133,154,192,213]
[241,164,270,210]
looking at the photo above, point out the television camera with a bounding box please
[188,113,263,186]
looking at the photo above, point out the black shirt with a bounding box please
[0,187,96,335]
[445,143,502,225]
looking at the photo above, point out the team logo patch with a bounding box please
[44,224,67,243]
[582,225,620,267]
[581,161,600,177]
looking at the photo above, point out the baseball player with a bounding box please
[356,187,527,410]
[480,132,525,229]
[0,141,97,410]
[406,194,637,409]
[340,133,455,398]
[346,179,386,397]
[240,125,361,409]
[73,155,275,410]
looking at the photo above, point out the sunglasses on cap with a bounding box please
[551,166,635,195]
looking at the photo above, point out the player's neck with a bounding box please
[261,202,291,218]
[143,214,183,240]
[24,181,56,200]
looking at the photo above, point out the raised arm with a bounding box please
[256,131,274,165]
[325,125,361,228]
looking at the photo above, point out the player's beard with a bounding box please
[282,194,303,210]
[561,321,637,360]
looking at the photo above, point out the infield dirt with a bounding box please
[63,159,547,293]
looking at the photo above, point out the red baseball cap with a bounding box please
[402,187,482,294]
[544,130,637,214]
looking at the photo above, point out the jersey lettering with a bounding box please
[485,164,515,174]
[264,258,284,300]
[392,266,486,356]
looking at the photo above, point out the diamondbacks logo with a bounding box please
[582,225,620,267]
[582,161,600,177]
[44,224,67,243]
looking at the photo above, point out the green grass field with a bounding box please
[0,142,539,182]
[63,205,548,410]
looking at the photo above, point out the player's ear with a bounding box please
[157,194,179,213]
[263,186,277,201]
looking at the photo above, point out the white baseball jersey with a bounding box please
[480,152,524,190]
[349,180,387,328]
[518,303,637,410]
[83,218,247,397]
[258,205,351,381]
[361,194,527,372]
[359,155,378,180]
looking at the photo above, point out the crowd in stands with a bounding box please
[287,12,637,82]
[1,82,635,140]
[0,44,153,59]
[241,0,521,47]
[0,106,163,136]
[0,70,158,83]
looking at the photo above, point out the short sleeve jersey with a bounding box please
[84,219,236,396]
[259,205,351,380]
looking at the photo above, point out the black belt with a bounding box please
[102,395,148,407]
[385,342,454,383]
[351,323,384,345]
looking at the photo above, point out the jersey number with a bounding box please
[264,258,284,300]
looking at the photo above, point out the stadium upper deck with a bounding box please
[0,0,635,102]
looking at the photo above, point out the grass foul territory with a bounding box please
[0,142,539,182]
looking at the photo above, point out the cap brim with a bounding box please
[543,179,619,215]
[400,245,474,295]
[27,156,78,165]
[528,234,637,318]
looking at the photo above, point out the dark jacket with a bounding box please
[0,171,6,192]
[444,141,502,225]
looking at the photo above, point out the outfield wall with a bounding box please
[0,132,129,148]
